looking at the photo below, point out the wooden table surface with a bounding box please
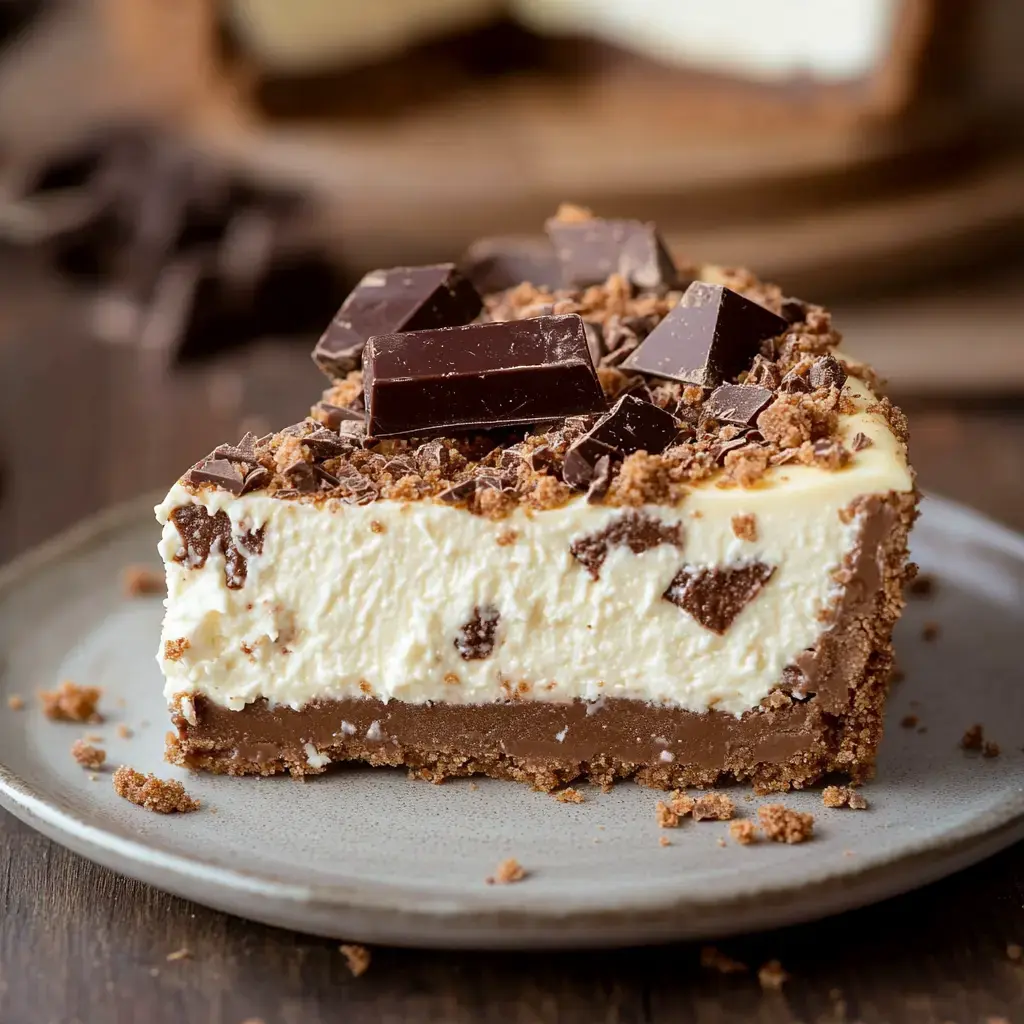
[0,252,1022,1024]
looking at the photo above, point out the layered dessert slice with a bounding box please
[157,208,917,793]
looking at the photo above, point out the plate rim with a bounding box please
[1,491,1023,947]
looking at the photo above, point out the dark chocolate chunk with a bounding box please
[703,384,775,426]
[364,314,606,439]
[461,236,562,293]
[585,455,612,504]
[316,402,365,430]
[240,466,271,494]
[280,459,319,493]
[415,439,450,473]
[546,215,677,290]
[808,354,848,391]
[709,435,750,464]
[746,354,782,390]
[663,562,775,634]
[169,505,261,589]
[455,606,501,660]
[312,264,482,378]
[186,458,245,495]
[301,427,354,459]
[570,511,684,580]
[384,455,418,477]
[779,297,809,324]
[562,394,677,489]
[438,478,480,504]
[212,432,258,464]
[622,282,788,388]
[851,432,874,451]
[779,368,812,394]
[584,321,606,366]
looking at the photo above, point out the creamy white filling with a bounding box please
[156,374,912,718]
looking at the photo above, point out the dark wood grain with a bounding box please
[0,252,1022,1024]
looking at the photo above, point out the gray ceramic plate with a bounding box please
[0,495,1022,949]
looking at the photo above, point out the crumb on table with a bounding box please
[822,785,868,810]
[728,820,758,845]
[553,787,584,804]
[487,858,527,885]
[758,960,790,991]
[983,740,1001,758]
[112,766,199,813]
[6,695,24,711]
[116,723,134,739]
[900,714,918,729]
[907,573,936,598]
[758,804,815,843]
[692,793,736,821]
[656,800,681,829]
[39,681,103,723]
[961,724,985,751]
[122,564,165,597]
[658,836,671,847]
[921,622,940,642]
[165,948,191,962]
[71,739,106,770]
[340,943,371,977]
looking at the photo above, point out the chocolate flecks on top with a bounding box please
[455,606,501,660]
[663,562,776,634]
[570,511,684,580]
[174,207,894,514]
[169,505,264,589]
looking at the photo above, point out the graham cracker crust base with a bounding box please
[165,490,917,794]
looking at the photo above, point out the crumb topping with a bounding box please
[112,766,200,813]
[40,681,104,723]
[177,261,896,517]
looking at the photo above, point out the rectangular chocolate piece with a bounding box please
[703,384,774,426]
[546,215,677,290]
[623,282,788,388]
[312,264,482,378]
[364,314,607,439]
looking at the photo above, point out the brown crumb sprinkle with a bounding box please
[692,794,736,821]
[163,638,191,662]
[700,946,748,974]
[730,513,758,542]
[116,723,134,739]
[122,564,164,597]
[369,520,386,534]
[487,858,527,885]
[822,786,868,810]
[40,681,103,723]
[961,723,985,751]
[112,766,200,814]
[758,804,815,843]
[340,944,371,978]
[728,820,758,845]
[908,573,936,598]
[983,740,1001,759]
[758,960,790,991]
[553,788,584,804]
[900,714,918,729]
[495,529,519,547]
[6,695,24,711]
[921,622,940,642]
[658,836,671,847]
[656,800,681,829]
[71,739,106,770]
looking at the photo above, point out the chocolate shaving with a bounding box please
[663,562,776,634]
[455,606,501,660]
[703,384,774,427]
[585,455,613,504]
[851,432,873,451]
[570,511,684,580]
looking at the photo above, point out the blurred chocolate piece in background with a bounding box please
[0,124,345,362]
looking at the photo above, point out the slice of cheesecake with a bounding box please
[156,208,916,793]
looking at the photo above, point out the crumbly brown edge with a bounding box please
[165,487,917,794]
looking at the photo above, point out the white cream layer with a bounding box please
[156,374,912,717]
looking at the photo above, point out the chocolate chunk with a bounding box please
[703,384,774,427]
[583,321,605,365]
[455,606,501,660]
[312,264,482,377]
[546,215,677,290]
[384,455,418,477]
[212,432,258,464]
[364,314,606,439]
[709,435,750,464]
[301,427,354,459]
[562,394,677,489]
[808,354,848,391]
[746,355,782,390]
[623,282,788,388]
[169,505,262,589]
[438,478,479,504]
[240,466,271,494]
[316,402,365,430]
[280,459,319,493]
[663,562,775,634]
[779,297,809,324]
[186,458,245,495]
[779,368,812,394]
[851,432,873,451]
[461,236,562,293]
[570,511,684,580]
[585,455,612,504]
[415,439,450,473]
